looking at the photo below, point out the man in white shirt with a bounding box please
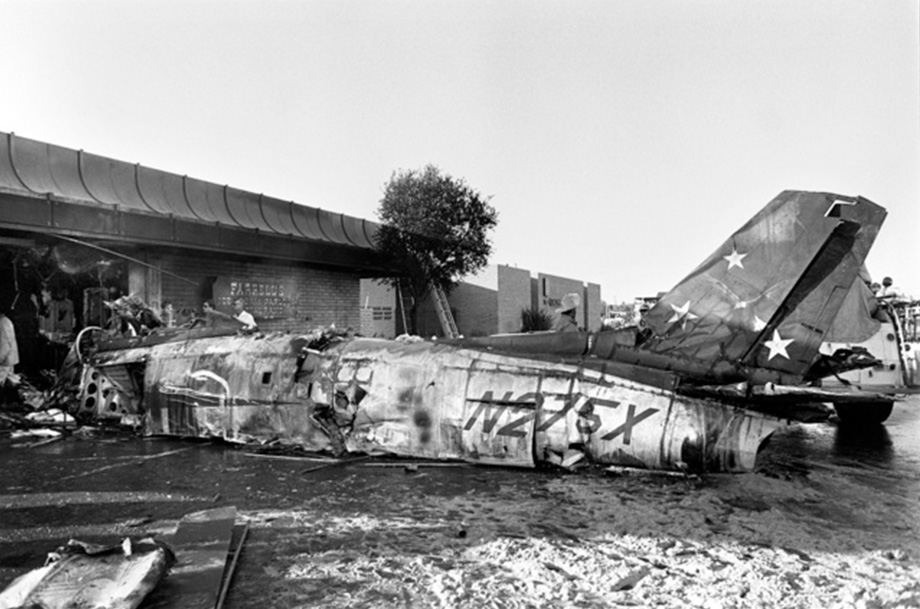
[233,298,258,332]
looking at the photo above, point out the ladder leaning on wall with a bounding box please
[430,283,460,338]
[395,280,409,336]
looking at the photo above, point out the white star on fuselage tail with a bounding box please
[763,329,794,360]
[723,247,748,270]
[731,300,767,332]
[668,301,699,330]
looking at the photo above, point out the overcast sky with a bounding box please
[2,0,917,303]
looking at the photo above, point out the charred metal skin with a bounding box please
[90,332,336,452]
[87,332,780,473]
[318,338,780,472]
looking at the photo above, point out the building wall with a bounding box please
[585,282,602,332]
[414,265,603,337]
[463,265,499,291]
[451,282,497,338]
[151,251,361,333]
[415,291,442,338]
[359,279,398,338]
[497,265,533,334]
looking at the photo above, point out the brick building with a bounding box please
[0,130,602,367]
[0,131,400,373]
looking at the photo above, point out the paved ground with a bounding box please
[1,396,919,608]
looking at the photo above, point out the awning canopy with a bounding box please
[0,131,397,274]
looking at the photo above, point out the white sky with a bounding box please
[2,0,917,303]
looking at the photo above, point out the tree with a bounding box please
[375,165,498,334]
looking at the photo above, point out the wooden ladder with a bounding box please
[430,283,459,338]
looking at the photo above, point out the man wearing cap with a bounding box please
[554,293,580,333]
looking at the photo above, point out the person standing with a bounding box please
[200,298,257,332]
[554,293,580,333]
[201,300,220,326]
[232,298,258,332]
[0,309,20,405]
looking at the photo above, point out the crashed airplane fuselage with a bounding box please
[88,331,779,473]
[81,190,892,473]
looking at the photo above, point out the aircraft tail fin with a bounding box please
[638,191,886,383]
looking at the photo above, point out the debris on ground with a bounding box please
[141,507,243,609]
[0,538,174,609]
[23,408,75,426]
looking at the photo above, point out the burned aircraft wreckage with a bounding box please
[74,191,904,473]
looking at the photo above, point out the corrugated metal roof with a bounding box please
[80,152,151,212]
[291,204,326,241]
[0,130,383,253]
[183,177,236,224]
[260,194,300,237]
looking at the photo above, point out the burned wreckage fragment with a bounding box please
[0,537,174,609]
[80,190,901,473]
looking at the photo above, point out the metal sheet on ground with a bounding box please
[141,506,237,609]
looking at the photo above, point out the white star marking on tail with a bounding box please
[763,329,794,360]
[668,301,699,330]
[723,247,748,270]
